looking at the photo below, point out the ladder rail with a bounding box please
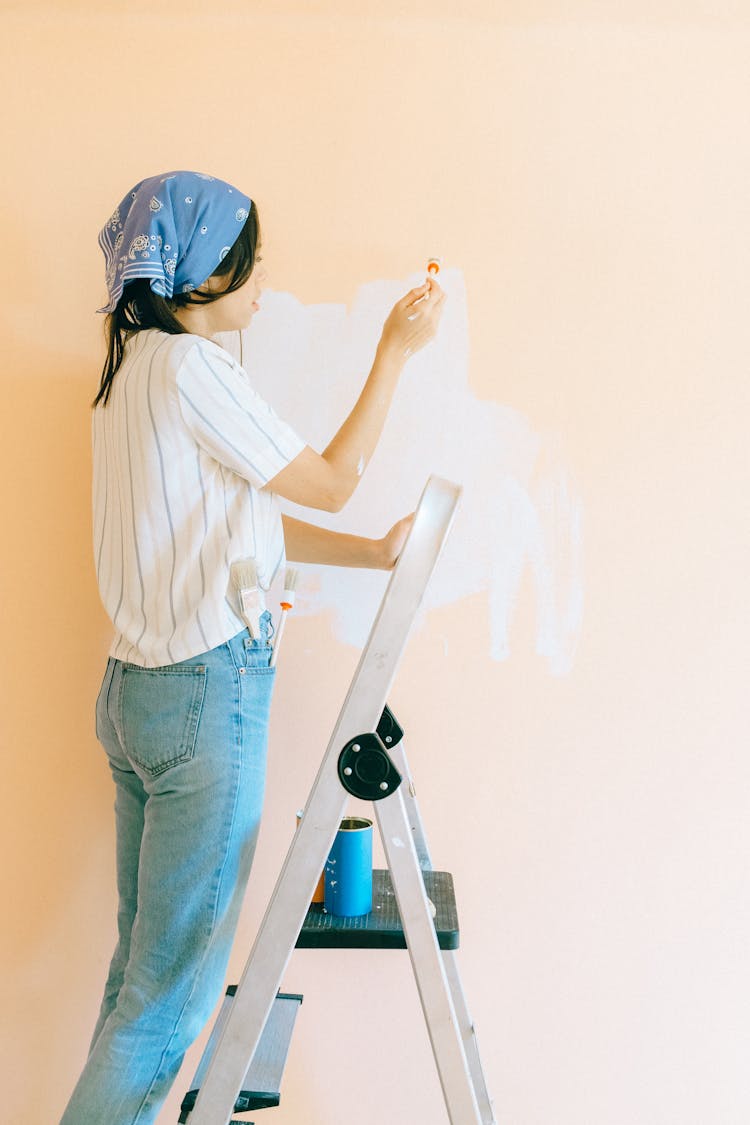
[391,735,434,871]
[390,738,497,1123]
[376,788,483,1124]
[442,951,497,1125]
[186,756,348,1125]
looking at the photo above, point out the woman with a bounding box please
[60,170,445,1124]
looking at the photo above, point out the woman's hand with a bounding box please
[378,278,447,363]
[378,513,415,569]
[282,512,415,570]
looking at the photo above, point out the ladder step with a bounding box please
[296,869,459,950]
[179,990,302,1122]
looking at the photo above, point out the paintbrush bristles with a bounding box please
[282,567,299,606]
[230,558,261,639]
[230,558,258,590]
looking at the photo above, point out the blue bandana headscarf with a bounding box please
[97,170,252,314]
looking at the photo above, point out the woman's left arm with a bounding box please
[282,513,414,570]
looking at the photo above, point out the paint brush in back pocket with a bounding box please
[230,558,264,640]
[270,567,298,667]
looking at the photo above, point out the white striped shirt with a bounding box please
[92,327,306,667]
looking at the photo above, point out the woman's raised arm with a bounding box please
[262,278,445,512]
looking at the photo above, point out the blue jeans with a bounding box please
[61,618,276,1125]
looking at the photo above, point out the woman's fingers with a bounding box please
[400,282,430,308]
[401,277,444,310]
[381,512,416,568]
[411,288,446,330]
[406,280,446,322]
[380,277,447,359]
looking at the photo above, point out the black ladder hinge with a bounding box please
[337,705,404,801]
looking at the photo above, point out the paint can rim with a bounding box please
[338,816,373,832]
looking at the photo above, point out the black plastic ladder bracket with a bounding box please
[337,706,404,800]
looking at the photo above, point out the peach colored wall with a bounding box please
[1,4,748,1123]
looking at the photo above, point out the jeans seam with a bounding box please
[104,658,117,716]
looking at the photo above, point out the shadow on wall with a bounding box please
[218,267,584,675]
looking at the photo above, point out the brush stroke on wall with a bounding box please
[216,269,583,675]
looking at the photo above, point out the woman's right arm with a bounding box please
[262,277,446,512]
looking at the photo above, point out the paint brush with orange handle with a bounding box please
[270,567,299,668]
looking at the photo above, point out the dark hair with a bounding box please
[93,201,260,407]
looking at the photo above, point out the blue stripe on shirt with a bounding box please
[195,342,293,463]
[178,385,269,483]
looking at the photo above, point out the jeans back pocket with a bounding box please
[120,664,207,777]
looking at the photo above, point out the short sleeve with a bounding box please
[176,338,307,488]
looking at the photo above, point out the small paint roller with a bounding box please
[270,567,299,667]
[230,557,264,640]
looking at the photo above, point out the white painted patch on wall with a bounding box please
[216,268,583,675]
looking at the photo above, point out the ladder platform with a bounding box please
[296,869,459,950]
[179,990,302,1122]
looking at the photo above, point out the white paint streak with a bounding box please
[216,267,584,674]
[391,837,406,848]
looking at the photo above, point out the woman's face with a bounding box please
[208,248,267,331]
[171,247,267,339]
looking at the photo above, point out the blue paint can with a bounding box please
[324,816,373,917]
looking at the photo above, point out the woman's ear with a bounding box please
[202,273,228,296]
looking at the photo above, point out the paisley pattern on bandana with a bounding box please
[96,171,252,314]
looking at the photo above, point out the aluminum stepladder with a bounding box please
[183,475,496,1125]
